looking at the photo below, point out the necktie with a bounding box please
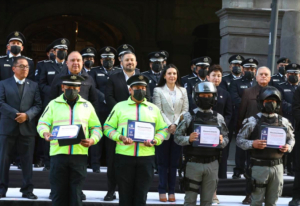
[16,82,24,97]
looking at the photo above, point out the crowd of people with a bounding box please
[0,30,299,206]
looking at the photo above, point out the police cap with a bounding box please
[242,58,258,68]
[277,57,291,64]
[45,43,53,53]
[80,47,97,57]
[6,31,26,45]
[117,44,135,57]
[99,46,117,59]
[194,56,212,66]
[285,63,300,74]
[228,54,245,64]
[51,38,70,50]
[148,52,166,62]
[127,74,149,87]
[159,50,169,60]
[60,74,85,87]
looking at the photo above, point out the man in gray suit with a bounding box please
[0,56,42,199]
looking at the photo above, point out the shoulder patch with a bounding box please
[188,76,197,80]
[0,55,7,58]
[222,74,230,77]
[24,56,33,60]
[278,82,286,85]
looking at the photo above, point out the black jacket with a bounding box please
[0,77,42,136]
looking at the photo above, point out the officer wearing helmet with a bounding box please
[237,86,295,206]
[174,81,229,206]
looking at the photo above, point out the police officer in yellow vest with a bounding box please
[37,74,102,206]
[104,74,168,206]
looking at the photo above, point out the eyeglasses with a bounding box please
[15,65,29,69]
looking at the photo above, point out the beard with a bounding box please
[123,65,135,73]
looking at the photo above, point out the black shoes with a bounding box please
[22,192,38,199]
[49,192,86,200]
[34,160,44,168]
[104,192,116,201]
[0,194,6,199]
[232,171,242,179]
[289,198,300,206]
[242,195,251,205]
[93,169,100,173]
[43,166,50,171]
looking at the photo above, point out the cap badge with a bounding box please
[293,64,297,68]
[14,32,19,37]
[249,59,253,62]
[105,47,110,52]
[204,57,208,62]
[123,44,128,49]
[61,39,66,44]
[236,55,241,60]
[161,51,165,55]
[155,53,159,57]
[87,48,91,52]
[70,75,77,80]
[138,75,144,80]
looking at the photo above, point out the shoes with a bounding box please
[242,195,251,205]
[81,191,86,200]
[22,192,38,199]
[289,198,300,206]
[213,191,219,204]
[104,192,116,201]
[159,194,167,202]
[0,194,6,198]
[287,171,295,176]
[168,194,175,202]
[17,164,22,170]
[93,169,100,173]
[154,169,158,175]
[43,166,50,171]
[232,171,242,179]
[34,160,44,168]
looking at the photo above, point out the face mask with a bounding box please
[232,66,242,75]
[49,53,56,61]
[198,69,208,79]
[133,89,146,101]
[10,45,21,55]
[57,50,67,60]
[84,60,94,69]
[196,97,213,110]
[288,75,298,84]
[152,62,163,73]
[64,89,78,100]
[278,66,286,75]
[103,60,114,69]
[244,71,254,80]
[263,101,277,114]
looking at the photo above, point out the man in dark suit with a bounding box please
[0,56,42,199]
[0,31,35,81]
[237,66,271,204]
[115,44,140,73]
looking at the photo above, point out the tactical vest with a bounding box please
[186,111,221,157]
[250,115,284,160]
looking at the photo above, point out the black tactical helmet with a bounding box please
[257,86,282,112]
[193,82,218,107]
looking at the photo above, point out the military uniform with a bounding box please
[269,57,291,86]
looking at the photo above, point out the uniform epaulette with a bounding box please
[24,56,33,61]
[271,74,278,77]
[278,82,286,85]
[222,74,230,77]
[188,76,197,80]
[232,78,241,81]
[141,71,148,74]
[181,75,188,78]
[0,55,7,58]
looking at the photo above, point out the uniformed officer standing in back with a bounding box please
[175,81,229,206]
[35,43,55,82]
[269,57,291,86]
[219,54,244,91]
[237,86,295,206]
[276,63,300,176]
[186,56,211,113]
[142,51,166,98]
[80,47,97,74]
[181,58,199,89]
[37,74,102,206]
[116,44,140,73]
[160,50,169,66]
[103,74,168,206]
[0,31,35,81]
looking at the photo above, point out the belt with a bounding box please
[188,156,217,164]
[250,158,283,167]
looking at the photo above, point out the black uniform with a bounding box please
[269,73,286,86]
[141,70,161,98]
[219,73,241,91]
[181,73,195,88]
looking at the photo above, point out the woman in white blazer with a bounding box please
[153,64,189,202]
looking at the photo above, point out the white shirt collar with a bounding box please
[14,75,25,84]
[84,67,90,72]
[55,59,65,64]
[9,53,21,58]
[151,70,160,75]
[123,70,135,82]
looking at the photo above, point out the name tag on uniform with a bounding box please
[240,86,248,89]
[97,73,105,76]
[4,64,11,67]
[284,89,291,92]
[48,71,55,75]
[273,79,279,82]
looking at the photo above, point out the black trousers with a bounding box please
[0,134,35,195]
[115,154,155,206]
[293,134,300,199]
[50,154,87,206]
[106,137,117,192]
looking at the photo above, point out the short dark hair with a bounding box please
[120,51,136,61]
[157,64,181,87]
[207,64,223,76]
[12,56,28,67]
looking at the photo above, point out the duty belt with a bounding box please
[250,158,283,167]
[188,156,218,164]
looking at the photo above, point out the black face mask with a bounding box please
[64,89,78,100]
[10,45,21,55]
[133,89,146,101]
[288,75,298,84]
[196,97,214,110]
[57,50,67,60]
[152,62,163,73]
[244,71,255,80]
[278,66,286,75]
[198,69,208,79]
[84,60,94,69]
[103,60,114,69]
[232,66,242,75]
[49,53,56,61]
[263,101,277,114]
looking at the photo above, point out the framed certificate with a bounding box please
[192,124,221,148]
[50,124,85,146]
[260,125,287,149]
[127,120,155,143]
